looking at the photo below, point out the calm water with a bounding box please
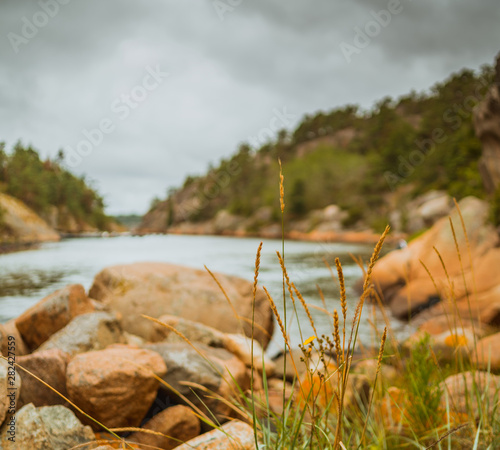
[0,234,411,354]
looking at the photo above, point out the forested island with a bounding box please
[0,143,120,249]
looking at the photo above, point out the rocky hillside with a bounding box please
[0,142,115,235]
[0,142,124,242]
[0,192,60,247]
[139,58,497,240]
[474,53,500,194]
[370,51,500,323]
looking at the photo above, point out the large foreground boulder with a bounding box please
[153,315,275,374]
[0,321,29,357]
[17,349,69,408]
[66,346,167,429]
[439,371,500,418]
[475,332,500,371]
[15,284,95,351]
[150,314,226,346]
[146,342,250,423]
[128,405,200,449]
[0,403,94,449]
[36,311,125,357]
[89,262,274,348]
[175,420,255,449]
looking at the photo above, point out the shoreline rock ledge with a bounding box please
[89,262,274,349]
[0,192,60,248]
[369,196,500,325]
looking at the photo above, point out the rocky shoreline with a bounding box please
[138,188,462,247]
[369,196,500,362]
[0,264,276,448]
[163,225,391,245]
[1,195,500,448]
[0,193,60,247]
[0,242,41,255]
[0,192,126,253]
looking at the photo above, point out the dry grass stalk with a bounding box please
[419,259,456,335]
[360,326,387,445]
[377,327,387,373]
[450,206,480,367]
[276,251,297,307]
[141,314,242,404]
[335,257,347,350]
[432,247,469,350]
[292,282,317,338]
[179,380,245,418]
[252,242,263,299]
[371,288,402,369]
[276,250,307,344]
[204,265,246,337]
[346,295,364,359]
[142,315,210,358]
[263,285,309,406]
[362,225,390,293]
[236,316,271,340]
[109,427,169,437]
[317,283,327,311]
[292,281,329,372]
[333,309,343,367]
[335,258,347,322]
[71,440,163,450]
[306,303,334,319]
[333,226,390,449]
[278,158,285,213]
[251,241,262,448]
[346,226,390,357]
[263,286,288,346]
[453,198,478,304]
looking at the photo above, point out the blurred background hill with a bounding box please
[140,63,496,238]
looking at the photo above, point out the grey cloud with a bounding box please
[0,0,498,214]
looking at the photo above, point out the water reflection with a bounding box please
[0,269,73,297]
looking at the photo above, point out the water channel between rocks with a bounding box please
[0,234,413,355]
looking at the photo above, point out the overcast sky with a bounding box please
[1,0,499,215]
